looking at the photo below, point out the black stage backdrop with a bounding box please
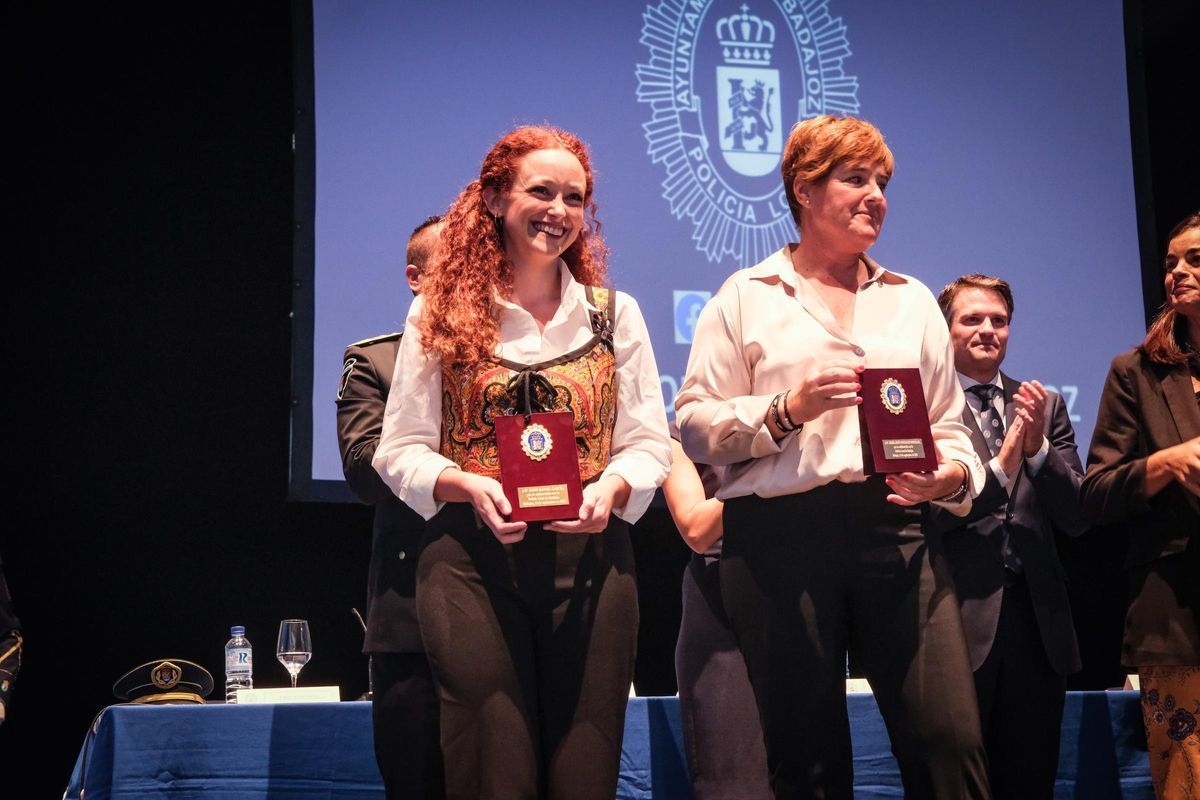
[4,3,1195,794]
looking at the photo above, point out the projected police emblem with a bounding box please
[636,1,859,265]
[716,14,780,177]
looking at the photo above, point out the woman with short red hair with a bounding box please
[677,115,990,799]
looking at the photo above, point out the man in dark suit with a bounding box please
[336,216,443,800]
[931,274,1088,799]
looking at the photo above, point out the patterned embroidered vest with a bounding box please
[440,287,616,482]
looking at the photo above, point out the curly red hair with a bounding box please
[419,126,609,366]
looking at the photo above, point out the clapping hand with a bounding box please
[1013,380,1048,457]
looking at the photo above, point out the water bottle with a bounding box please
[224,625,253,702]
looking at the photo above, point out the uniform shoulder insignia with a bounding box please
[349,332,402,349]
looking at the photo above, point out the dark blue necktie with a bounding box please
[968,384,1004,458]
[968,383,1023,575]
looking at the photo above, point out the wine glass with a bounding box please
[276,619,312,688]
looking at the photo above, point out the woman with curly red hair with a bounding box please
[373,125,671,799]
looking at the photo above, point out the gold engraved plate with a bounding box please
[518,484,570,508]
[520,423,553,461]
[882,438,926,460]
[879,378,907,416]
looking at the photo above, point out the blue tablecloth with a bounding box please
[66,692,1151,799]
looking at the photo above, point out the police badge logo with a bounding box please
[520,423,553,462]
[716,10,780,177]
[636,0,859,264]
[151,661,182,690]
[880,378,907,416]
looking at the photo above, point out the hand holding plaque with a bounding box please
[494,411,585,523]
[856,368,937,473]
[545,474,630,534]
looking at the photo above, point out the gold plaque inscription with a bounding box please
[517,484,569,508]
[881,438,926,460]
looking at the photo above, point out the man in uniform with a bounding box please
[336,216,442,799]
[931,274,1087,799]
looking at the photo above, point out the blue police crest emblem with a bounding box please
[880,378,907,415]
[636,0,859,264]
[520,423,553,462]
[716,10,780,177]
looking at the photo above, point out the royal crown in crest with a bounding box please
[637,0,859,263]
[716,4,776,65]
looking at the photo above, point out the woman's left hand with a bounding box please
[546,474,632,533]
[885,459,967,506]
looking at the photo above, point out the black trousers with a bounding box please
[676,554,771,800]
[720,481,991,800]
[370,652,444,800]
[416,504,638,800]
[972,578,1066,800]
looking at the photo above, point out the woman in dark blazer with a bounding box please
[1081,210,1199,800]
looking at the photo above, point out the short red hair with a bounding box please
[781,115,894,231]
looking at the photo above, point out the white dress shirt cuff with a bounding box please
[602,454,668,525]
[400,456,460,521]
[1025,436,1050,476]
[746,394,790,459]
[987,456,1014,493]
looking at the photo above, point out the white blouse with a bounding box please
[373,262,672,523]
[676,246,984,513]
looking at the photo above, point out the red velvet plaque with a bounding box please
[857,368,937,474]
[494,411,584,523]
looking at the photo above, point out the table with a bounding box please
[66,692,1152,799]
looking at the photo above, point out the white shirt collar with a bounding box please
[957,371,1003,392]
[492,260,596,317]
[748,247,906,293]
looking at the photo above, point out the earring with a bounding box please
[492,214,505,241]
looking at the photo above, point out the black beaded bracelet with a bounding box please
[769,391,786,431]
[770,390,799,433]
[780,389,801,431]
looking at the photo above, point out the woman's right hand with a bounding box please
[1146,437,1200,497]
[768,362,864,439]
[434,469,529,543]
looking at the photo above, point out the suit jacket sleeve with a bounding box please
[1081,354,1152,526]
[1027,391,1087,536]
[925,390,1084,535]
[336,343,393,505]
